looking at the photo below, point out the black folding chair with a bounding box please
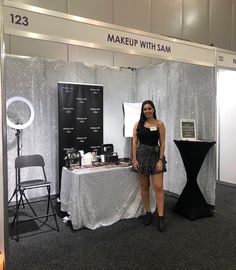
[11,154,59,240]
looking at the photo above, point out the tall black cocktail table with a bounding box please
[173,140,215,220]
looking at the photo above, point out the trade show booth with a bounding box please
[1,0,236,268]
[5,56,216,203]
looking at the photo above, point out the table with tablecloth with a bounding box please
[60,165,156,230]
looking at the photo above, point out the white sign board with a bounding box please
[123,102,142,138]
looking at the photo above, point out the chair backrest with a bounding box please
[15,154,45,169]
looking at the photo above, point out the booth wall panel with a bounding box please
[10,36,68,61]
[5,56,216,205]
[218,69,236,184]
[5,56,134,197]
[151,0,183,39]
[68,45,114,67]
[183,0,210,45]
[6,57,54,198]
[68,0,113,24]
[114,52,151,69]
[96,66,134,158]
[232,0,236,51]
[4,34,10,54]
[209,0,232,50]
[135,62,216,205]
[8,0,67,13]
[114,0,151,32]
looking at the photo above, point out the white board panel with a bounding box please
[123,102,142,137]
[218,69,236,184]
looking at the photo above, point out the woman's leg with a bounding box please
[151,173,164,216]
[152,173,166,231]
[139,174,151,212]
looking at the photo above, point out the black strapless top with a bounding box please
[137,126,160,146]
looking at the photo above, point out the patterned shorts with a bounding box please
[136,144,167,176]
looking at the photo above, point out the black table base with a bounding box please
[173,181,213,220]
[174,140,215,220]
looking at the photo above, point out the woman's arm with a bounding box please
[132,122,139,170]
[156,121,166,172]
[158,121,166,160]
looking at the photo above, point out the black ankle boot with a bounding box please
[158,216,166,232]
[143,212,152,225]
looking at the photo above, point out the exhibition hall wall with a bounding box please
[5,55,216,205]
[5,0,236,62]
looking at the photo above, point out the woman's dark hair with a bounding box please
[137,100,157,128]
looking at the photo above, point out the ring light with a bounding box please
[6,96,35,130]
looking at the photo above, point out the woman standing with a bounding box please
[132,100,167,232]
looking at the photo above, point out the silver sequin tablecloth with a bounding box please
[60,166,156,230]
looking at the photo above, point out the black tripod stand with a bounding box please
[8,129,21,204]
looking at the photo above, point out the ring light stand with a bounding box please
[6,96,35,204]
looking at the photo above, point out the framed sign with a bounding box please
[180,119,196,140]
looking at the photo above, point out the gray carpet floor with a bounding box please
[7,182,236,270]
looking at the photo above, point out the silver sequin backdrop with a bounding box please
[5,56,216,205]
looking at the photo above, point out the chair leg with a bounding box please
[46,186,50,220]
[11,191,24,228]
[47,190,59,231]
[50,200,60,232]
[22,191,38,217]
[12,186,59,236]
[15,186,19,241]
[8,187,16,204]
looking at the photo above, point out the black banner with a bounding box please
[58,82,103,185]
